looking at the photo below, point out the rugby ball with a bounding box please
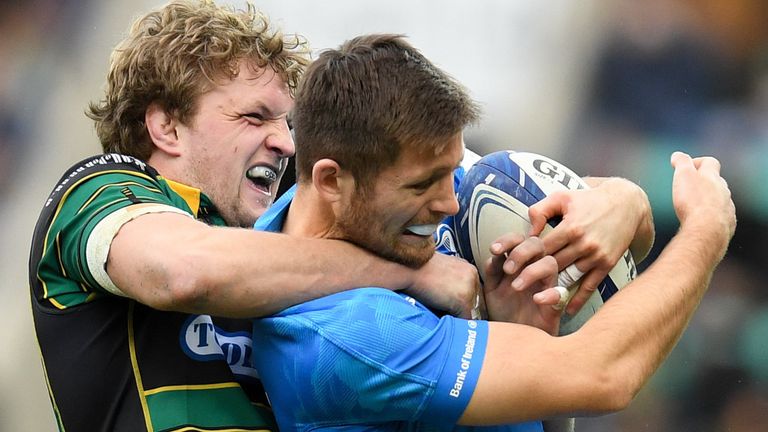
[454,151,636,335]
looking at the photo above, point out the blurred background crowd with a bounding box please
[1,0,765,430]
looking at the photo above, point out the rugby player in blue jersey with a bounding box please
[250,34,735,431]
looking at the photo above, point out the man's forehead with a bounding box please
[405,133,465,162]
[216,66,293,111]
[386,134,465,177]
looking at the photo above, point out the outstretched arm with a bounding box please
[460,152,735,425]
[107,214,480,318]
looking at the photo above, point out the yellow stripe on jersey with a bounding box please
[37,338,67,431]
[127,302,154,432]
[40,233,66,307]
[77,180,162,214]
[162,177,202,216]
[46,296,67,310]
[44,232,70,309]
[143,381,242,396]
[53,231,93,298]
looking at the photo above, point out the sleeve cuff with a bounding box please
[86,203,193,296]
[423,318,489,427]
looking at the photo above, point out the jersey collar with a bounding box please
[162,177,225,225]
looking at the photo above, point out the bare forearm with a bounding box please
[579,221,728,398]
[109,215,412,317]
[193,229,481,318]
[463,222,730,424]
[191,229,412,317]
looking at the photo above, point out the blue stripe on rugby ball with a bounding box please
[455,151,548,266]
[454,150,632,304]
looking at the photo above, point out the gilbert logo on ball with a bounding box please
[453,151,636,335]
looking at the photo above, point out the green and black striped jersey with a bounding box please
[29,154,274,432]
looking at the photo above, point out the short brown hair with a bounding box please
[87,0,310,160]
[292,34,480,190]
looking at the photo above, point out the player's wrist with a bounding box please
[676,217,733,263]
[604,177,650,222]
[376,258,416,291]
[601,177,655,262]
[627,180,654,261]
[335,239,412,291]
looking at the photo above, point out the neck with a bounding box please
[147,152,184,183]
[283,184,336,238]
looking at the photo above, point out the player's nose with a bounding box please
[431,176,459,216]
[265,120,295,157]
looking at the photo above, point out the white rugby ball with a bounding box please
[453,151,636,335]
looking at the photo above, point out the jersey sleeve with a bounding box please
[32,155,193,309]
[251,288,489,431]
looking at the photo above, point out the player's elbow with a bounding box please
[597,382,637,413]
[585,368,642,413]
[151,254,216,313]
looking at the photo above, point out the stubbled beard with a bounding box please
[218,192,273,228]
[328,197,434,269]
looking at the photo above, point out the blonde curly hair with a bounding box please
[87,0,310,159]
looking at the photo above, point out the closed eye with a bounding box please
[245,112,292,131]
[411,180,434,190]
[408,179,437,195]
[244,112,265,124]
[407,167,457,195]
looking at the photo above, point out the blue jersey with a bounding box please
[434,149,477,258]
[252,181,542,432]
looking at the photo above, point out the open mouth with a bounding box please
[403,224,438,237]
[246,165,279,195]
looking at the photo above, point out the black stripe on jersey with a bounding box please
[77,181,163,214]
[122,187,141,204]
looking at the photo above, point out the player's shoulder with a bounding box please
[279,287,421,316]
[59,153,157,181]
[43,153,160,204]
[271,288,441,336]
[33,153,175,246]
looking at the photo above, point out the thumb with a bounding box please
[670,151,692,170]
[528,195,564,236]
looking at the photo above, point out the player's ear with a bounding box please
[145,102,182,157]
[312,159,354,204]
